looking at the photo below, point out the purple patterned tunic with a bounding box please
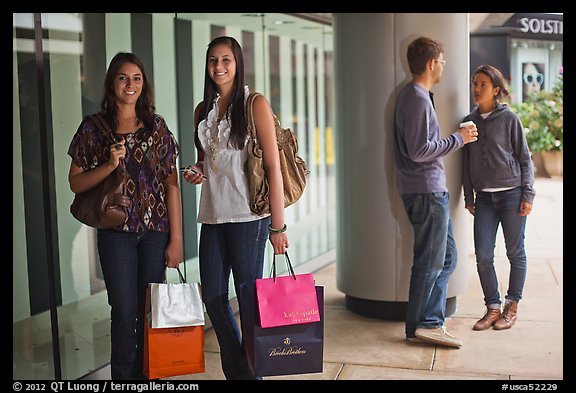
[68,114,179,232]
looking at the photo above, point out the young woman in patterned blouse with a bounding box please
[67,52,183,380]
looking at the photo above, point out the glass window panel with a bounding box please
[242,30,255,90]
[210,24,226,39]
[268,35,280,118]
[13,12,58,381]
[46,12,110,380]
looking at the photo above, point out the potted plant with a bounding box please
[510,72,563,176]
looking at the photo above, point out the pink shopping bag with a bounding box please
[255,252,320,328]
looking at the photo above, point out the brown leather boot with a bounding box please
[493,302,518,330]
[473,307,502,331]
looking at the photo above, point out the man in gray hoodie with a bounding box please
[394,36,478,348]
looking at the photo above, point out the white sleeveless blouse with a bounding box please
[197,86,268,224]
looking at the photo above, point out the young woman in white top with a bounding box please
[183,36,288,380]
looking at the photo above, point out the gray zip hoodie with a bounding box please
[461,103,535,206]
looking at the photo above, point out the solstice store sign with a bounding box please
[504,13,563,41]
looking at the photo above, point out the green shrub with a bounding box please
[511,73,563,152]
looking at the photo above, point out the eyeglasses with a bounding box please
[435,59,446,66]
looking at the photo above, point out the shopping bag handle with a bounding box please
[269,252,296,282]
[161,266,187,284]
[176,267,186,283]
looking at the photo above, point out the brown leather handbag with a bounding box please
[70,113,131,229]
[245,92,308,216]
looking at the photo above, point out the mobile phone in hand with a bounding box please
[180,166,207,179]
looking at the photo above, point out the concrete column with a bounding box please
[333,13,471,320]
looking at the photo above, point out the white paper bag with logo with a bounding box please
[149,267,205,329]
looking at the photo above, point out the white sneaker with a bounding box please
[415,326,463,348]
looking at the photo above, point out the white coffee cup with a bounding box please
[459,120,475,128]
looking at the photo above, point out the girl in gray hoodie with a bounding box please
[462,64,535,332]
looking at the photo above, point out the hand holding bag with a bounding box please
[70,113,131,229]
[245,92,308,216]
[149,267,205,328]
[255,252,320,328]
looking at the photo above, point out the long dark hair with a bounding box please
[201,36,248,150]
[100,52,156,135]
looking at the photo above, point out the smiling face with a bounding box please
[113,61,143,106]
[207,43,237,90]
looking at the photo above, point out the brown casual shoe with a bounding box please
[473,307,502,331]
[493,302,518,330]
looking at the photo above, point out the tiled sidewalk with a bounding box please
[169,177,563,381]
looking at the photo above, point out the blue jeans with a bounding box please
[199,217,270,380]
[474,187,527,305]
[97,229,169,380]
[402,192,457,338]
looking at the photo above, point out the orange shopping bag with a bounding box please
[143,287,205,379]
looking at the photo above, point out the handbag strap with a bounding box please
[246,91,282,142]
[245,91,261,140]
[270,252,296,282]
[90,113,126,172]
[90,113,118,144]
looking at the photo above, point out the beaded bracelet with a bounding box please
[269,223,287,234]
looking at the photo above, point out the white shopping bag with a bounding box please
[149,267,205,328]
